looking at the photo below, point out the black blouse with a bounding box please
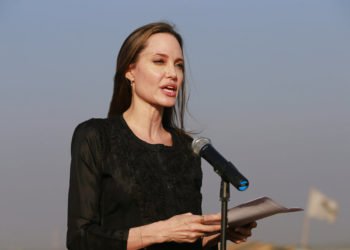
[67,116,208,250]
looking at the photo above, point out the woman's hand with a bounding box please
[128,212,221,249]
[227,221,257,244]
[157,212,221,244]
[202,221,257,249]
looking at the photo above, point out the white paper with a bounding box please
[227,196,303,227]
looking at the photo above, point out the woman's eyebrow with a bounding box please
[153,53,184,61]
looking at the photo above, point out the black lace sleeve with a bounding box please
[67,119,129,250]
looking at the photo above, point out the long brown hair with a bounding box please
[108,22,188,132]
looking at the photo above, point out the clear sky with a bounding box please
[1,0,349,249]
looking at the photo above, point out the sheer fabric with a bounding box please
[67,116,211,250]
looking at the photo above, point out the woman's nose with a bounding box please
[165,64,177,79]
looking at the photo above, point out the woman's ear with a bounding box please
[125,64,135,82]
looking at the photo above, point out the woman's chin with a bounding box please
[155,97,177,108]
[162,101,177,108]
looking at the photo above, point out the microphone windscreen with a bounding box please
[192,137,211,155]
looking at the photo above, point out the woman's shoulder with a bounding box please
[171,129,198,154]
[74,117,108,133]
[72,117,117,143]
[172,128,194,143]
[75,117,112,130]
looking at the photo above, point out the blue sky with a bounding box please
[1,0,349,248]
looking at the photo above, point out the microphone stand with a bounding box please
[220,179,230,250]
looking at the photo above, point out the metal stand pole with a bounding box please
[220,179,230,250]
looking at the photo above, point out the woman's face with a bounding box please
[126,33,184,109]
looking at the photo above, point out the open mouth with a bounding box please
[162,85,177,93]
[161,84,178,97]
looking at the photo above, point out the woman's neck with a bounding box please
[123,102,172,146]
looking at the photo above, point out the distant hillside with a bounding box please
[227,241,295,250]
[226,242,350,250]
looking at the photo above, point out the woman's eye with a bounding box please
[153,60,164,64]
[176,63,184,70]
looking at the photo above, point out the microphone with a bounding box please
[192,137,249,191]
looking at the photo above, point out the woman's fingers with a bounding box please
[227,221,258,244]
[187,222,221,233]
[233,226,252,236]
[162,212,222,243]
[202,213,221,225]
[227,229,247,243]
[178,214,221,233]
[242,221,257,228]
[179,213,221,226]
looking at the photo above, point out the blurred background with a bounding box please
[0,0,349,249]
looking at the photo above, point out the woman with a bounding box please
[67,22,256,250]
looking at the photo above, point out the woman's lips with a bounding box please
[161,87,177,97]
[161,84,177,97]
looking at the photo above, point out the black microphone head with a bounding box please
[192,137,211,156]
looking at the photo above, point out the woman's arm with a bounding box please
[67,120,129,250]
[127,213,221,250]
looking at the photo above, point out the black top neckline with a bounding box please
[118,115,177,151]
